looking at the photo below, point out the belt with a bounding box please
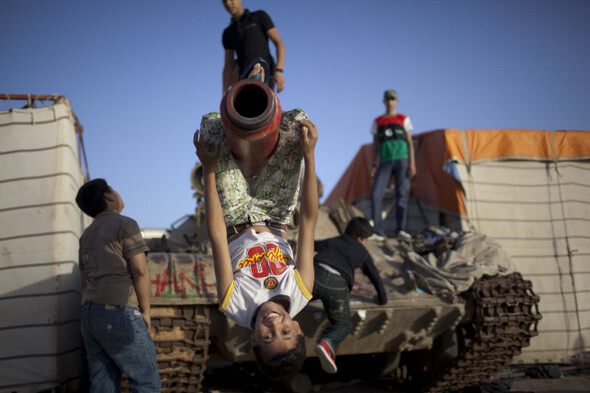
[317,263,343,276]
[226,221,287,239]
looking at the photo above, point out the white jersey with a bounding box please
[219,229,312,328]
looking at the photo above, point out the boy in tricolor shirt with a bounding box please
[370,89,416,238]
[193,111,318,381]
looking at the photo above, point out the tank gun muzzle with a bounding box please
[220,79,281,166]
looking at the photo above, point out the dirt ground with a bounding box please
[202,362,590,393]
[508,373,590,393]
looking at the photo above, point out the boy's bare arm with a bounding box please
[80,268,87,290]
[266,27,285,92]
[129,252,152,329]
[194,130,234,301]
[407,130,416,178]
[295,120,319,291]
[222,49,237,94]
[371,133,379,178]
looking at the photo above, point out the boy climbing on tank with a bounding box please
[312,217,388,374]
[193,74,318,380]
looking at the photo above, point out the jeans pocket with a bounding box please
[92,310,135,353]
[127,308,150,344]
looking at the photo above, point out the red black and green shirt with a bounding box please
[371,113,413,163]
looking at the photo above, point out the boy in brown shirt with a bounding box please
[76,179,160,392]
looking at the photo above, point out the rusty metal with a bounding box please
[0,93,65,103]
[148,253,217,305]
[151,306,211,392]
[126,253,217,393]
[219,79,281,167]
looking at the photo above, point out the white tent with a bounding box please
[0,97,88,392]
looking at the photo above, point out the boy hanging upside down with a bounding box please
[194,108,318,381]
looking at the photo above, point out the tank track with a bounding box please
[123,305,211,393]
[427,272,542,392]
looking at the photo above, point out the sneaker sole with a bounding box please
[315,344,337,374]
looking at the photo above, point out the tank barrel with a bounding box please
[220,79,281,165]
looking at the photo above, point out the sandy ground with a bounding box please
[202,362,590,393]
[508,374,590,393]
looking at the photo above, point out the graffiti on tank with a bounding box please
[149,254,216,300]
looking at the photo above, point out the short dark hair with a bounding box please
[75,178,110,217]
[345,217,373,239]
[252,334,306,381]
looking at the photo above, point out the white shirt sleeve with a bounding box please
[370,120,377,135]
[404,116,413,133]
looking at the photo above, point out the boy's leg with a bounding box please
[313,267,352,373]
[239,57,270,87]
[116,308,161,392]
[199,113,253,227]
[371,161,394,236]
[313,268,353,351]
[251,109,307,224]
[90,306,160,392]
[393,158,411,232]
[81,303,122,393]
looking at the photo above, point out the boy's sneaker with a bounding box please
[397,230,411,239]
[369,233,385,241]
[315,340,337,373]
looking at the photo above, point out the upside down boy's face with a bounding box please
[251,300,303,354]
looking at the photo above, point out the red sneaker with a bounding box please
[315,340,337,373]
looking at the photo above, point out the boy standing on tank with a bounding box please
[76,179,161,392]
[221,0,286,93]
[370,89,416,239]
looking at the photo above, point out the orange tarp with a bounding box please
[444,129,590,163]
[412,130,462,215]
[324,144,374,207]
[325,129,590,216]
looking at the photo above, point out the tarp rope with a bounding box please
[3,95,15,111]
[460,129,479,232]
[74,115,90,182]
[551,131,584,356]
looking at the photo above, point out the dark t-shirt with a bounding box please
[78,211,149,308]
[222,9,275,75]
[314,234,387,304]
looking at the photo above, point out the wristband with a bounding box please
[274,68,283,74]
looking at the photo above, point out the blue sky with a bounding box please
[3,1,590,228]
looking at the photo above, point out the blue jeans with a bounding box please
[81,302,161,393]
[371,158,410,235]
[239,57,275,89]
[312,265,352,354]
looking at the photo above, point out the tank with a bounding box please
[140,82,542,393]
